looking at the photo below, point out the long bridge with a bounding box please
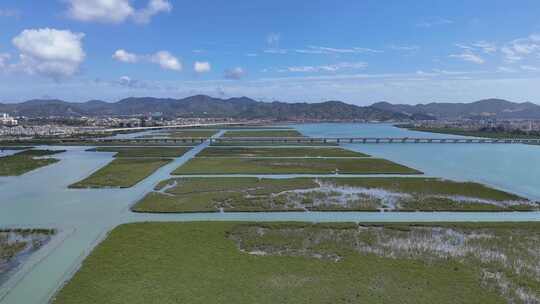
[62,136,540,144]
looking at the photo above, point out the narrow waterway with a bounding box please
[0,125,539,304]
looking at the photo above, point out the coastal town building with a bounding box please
[0,113,18,126]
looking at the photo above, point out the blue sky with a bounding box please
[1,0,540,104]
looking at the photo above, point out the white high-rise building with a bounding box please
[0,113,18,126]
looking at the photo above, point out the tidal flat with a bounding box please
[132,177,536,213]
[51,222,540,304]
[1,229,55,286]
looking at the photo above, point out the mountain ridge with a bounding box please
[0,95,405,121]
[371,98,540,119]
[1,96,539,120]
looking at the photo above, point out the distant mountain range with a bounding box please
[1,96,539,120]
[0,95,406,121]
[371,99,540,120]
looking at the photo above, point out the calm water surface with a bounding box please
[0,124,539,304]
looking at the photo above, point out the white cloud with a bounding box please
[295,46,382,55]
[119,75,134,86]
[245,53,258,57]
[112,49,181,71]
[450,50,485,64]
[66,0,134,23]
[501,34,540,63]
[264,49,288,54]
[501,47,522,63]
[116,75,149,88]
[150,51,181,71]
[194,61,211,73]
[66,0,171,24]
[11,28,85,78]
[224,67,246,79]
[497,66,517,73]
[471,41,497,54]
[0,53,10,69]
[456,41,497,56]
[133,0,172,24]
[280,62,368,73]
[112,49,139,63]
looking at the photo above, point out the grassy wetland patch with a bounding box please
[136,129,219,139]
[52,222,540,304]
[69,158,172,188]
[173,157,421,175]
[132,177,535,213]
[1,229,55,284]
[87,147,192,158]
[198,147,369,157]
[70,146,194,188]
[222,129,304,138]
[210,141,339,147]
[0,149,65,176]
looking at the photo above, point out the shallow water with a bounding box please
[0,151,20,158]
[0,124,539,304]
[297,123,540,201]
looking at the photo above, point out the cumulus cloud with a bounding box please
[280,62,368,73]
[150,51,181,71]
[194,61,211,73]
[224,67,246,79]
[133,0,172,24]
[113,49,181,71]
[450,50,485,64]
[112,49,139,63]
[11,28,86,78]
[118,75,135,86]
[66,0,133,23]
[66,0,171,24]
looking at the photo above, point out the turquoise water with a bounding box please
[0,124,539,304]
[297,123,540,200]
